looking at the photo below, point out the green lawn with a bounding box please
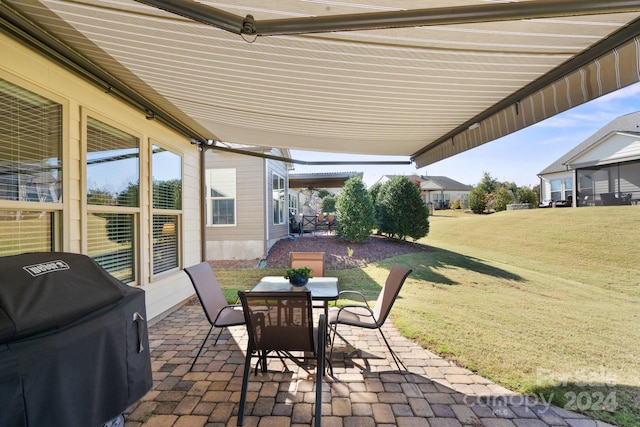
[216,206,640,426]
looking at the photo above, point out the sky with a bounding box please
[289,82,640,188]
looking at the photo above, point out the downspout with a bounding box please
[617,163,621,197]
[199,147,206,262]
[264,158,269,259]
[539,175,543,203]
[572,168,577,207]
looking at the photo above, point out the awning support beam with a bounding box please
[133,0,640,36]
[199,142,412,166]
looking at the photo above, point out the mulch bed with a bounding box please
[210,234,432,269]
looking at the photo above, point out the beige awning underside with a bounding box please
[2,0,640,167]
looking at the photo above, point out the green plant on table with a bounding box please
[283,266,313,280]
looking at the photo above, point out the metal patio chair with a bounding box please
[290,251,326,309]
[184,262,245,371]
[301,215,317,236]
[289,251,325,277]
[237,290,327,426]
[329,263,412,371]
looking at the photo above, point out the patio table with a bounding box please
[250,276,339,319]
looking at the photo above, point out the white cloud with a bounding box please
[592,82,640,103]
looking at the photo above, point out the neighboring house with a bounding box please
[203,165,363,260]
[204,147,293,261]
[538,112,640,207]
[1,32,201,319]
[376,175,473,209]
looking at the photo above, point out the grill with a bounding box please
[0,252,152,427]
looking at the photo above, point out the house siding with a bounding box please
[1,33,201,320]
[205,151,266,260]
[572,133,640,167]
[540,171,572,202]
[203,149,292,260]
[267,150,291,252]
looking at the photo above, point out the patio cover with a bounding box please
[2,1,640,167]
[289,172,363,189]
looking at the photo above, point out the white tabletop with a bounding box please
[251,276,339,300]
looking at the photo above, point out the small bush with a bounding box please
[469,187,487,214]
[376,176,429,241]
[518,186,539,206]
[336,177,376,243]
[493,187,513,212]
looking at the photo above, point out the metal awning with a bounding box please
[2,0,640,167]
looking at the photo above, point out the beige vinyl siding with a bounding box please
[541,172,572,202]
[267,151,291,251]
[205,151,266,260]
[1,32,200,320]
[572,133,640,167]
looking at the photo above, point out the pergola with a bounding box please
[289,172,363,190]
[2,0,640,165]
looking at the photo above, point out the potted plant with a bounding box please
[284,266,313,287]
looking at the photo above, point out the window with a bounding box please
[87,212,135,283]
[550,178,572,201]
[550,179,562,201]
[0,79,62,256]
[288,193,298,216]
[152,145,182,274]
[273,173,285,224]
[563,177,573,200]
[86,117,139,283]
[206,169,236,226]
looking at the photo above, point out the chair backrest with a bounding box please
[238,291,315,353]
[372,264,412,326]
[600,192,617,205]
[289,252,325,277]
[302,215,317,231]
[184,262,230,325]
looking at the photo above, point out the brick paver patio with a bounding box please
[124,298,611,427]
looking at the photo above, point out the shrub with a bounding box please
[368,181,383,204]
[336,177,376,243]
[518,186,539,206]
[477,172,499,194]
[493,186,513,212]
[469,187,487,214]
[376,176,429,241]
[321,195,336,213]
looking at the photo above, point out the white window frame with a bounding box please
[84,113,141,285]
[205,168,236,227]
[273,172,285,225]
[0,78,63,256]
[151,144,183,276]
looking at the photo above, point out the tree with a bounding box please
[518,186,539,206]
[321,195,336,213]
[376,176,429,241]
[317,188,332,199]
[477,172,499,194]
[335,177,376,243]
[368,181,384,204]
[153,179,182,209]
[493,186,513,212]
[307,192,323,215]
[469,186,487,214]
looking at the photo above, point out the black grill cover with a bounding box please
[0,252,152,427]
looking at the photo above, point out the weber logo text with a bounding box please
[23,261,70,277]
